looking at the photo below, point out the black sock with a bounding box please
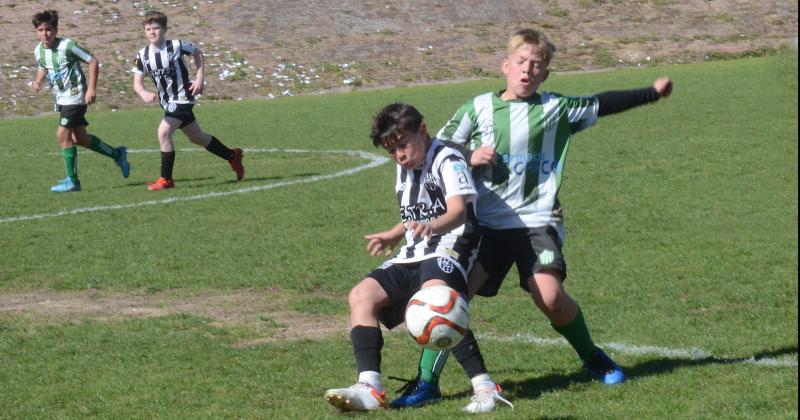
[451,329,488,378]
[205,135,234,160]
[351,325,383,373]
[161,151,175,180]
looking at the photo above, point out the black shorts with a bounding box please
[57,105,89,128]
[164,103,196,128]
[476,225,567,297]
[369,257,468,329]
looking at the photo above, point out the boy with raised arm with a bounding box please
[392,28,674,413]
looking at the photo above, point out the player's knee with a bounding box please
[348,282,377,310]
[534,290,568,315]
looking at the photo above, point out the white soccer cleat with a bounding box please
[324,382,387,412]
[463,383,514,413]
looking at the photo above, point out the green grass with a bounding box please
[1,54,797,418]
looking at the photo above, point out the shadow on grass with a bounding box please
[444,345,798,402]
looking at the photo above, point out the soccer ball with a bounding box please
[405,285,469,350]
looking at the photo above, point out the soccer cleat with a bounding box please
[389,377,441,408]
[584,349,625,385]
[228,147,244,181]
[324,382,387,412]
[115,145,131,178]
[463,383,513,414]
[50,178,81,193]
[147,177,175,191]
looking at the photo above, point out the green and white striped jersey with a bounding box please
[34,38,92,105]
[437,91,599,233]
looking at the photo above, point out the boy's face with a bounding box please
[36,22,58,48]
[382,123,429,170]
[500,43,550,100]
[144,22,166,45]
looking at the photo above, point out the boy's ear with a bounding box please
[542,68,550,82]
[419,121,428,136]
[500,58,509,75]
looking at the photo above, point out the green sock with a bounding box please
[551,307,598,362]
[88,135,117,159]
[62,146,78,181]
[418,348,449,384]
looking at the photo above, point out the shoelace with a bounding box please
[470,385,514,409]
[388,375,418,394]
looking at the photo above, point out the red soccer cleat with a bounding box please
[147,177,175,191]
[229,148,244,181]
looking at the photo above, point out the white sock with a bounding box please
[358,370,383,392]
[470,373,496,392]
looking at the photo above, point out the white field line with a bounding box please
[1,148,390,224]
[478,332,798,368]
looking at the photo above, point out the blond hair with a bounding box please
[508,29,556,64]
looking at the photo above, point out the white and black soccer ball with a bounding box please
[405,285,469,350]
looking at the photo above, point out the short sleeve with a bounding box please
[133,53,144,73]
[439,152,477,202]
[561,95,599,134]
[68,40,93,63]
[179,40,195,56]
[437,100,476,145]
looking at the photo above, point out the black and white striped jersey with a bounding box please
[134,40,196,110]
[387,138,480,272]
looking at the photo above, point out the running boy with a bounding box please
[324,103,481,412]
[392,28,674,413]
[31,10,130,193]
[133,10,244,191]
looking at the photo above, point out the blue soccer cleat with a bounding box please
[51,177,81,193]
[115,145,130,178]
[584,348,625,385]
[389,377,442,409]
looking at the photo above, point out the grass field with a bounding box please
[0,54,797,418]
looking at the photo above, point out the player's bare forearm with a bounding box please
[364,222,405,257]
[87,57,99,91]
[407,195,467,241]
[32,69,46,92]
[191,49,205,95]
[84,58,98,104]
[133,73,157,103]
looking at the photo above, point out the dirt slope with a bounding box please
[0,0,796,118]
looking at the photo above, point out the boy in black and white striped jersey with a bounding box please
[324,103,483,412]
[133,10,244,191]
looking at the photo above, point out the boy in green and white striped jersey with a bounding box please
[31,10,130,193]
[392,28,673,413]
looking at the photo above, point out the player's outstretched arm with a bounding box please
[364,222,406,257]
[596,77,674,117]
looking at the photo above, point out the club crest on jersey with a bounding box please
[424,176,440,192]
[437,257,455,274]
